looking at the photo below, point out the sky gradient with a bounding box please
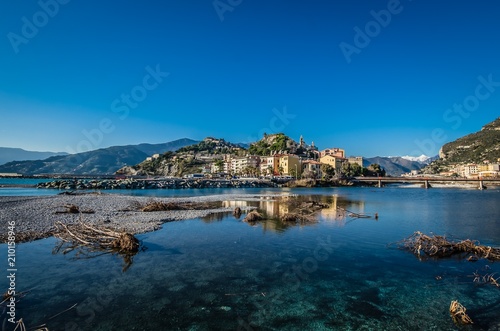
[1,0,500,157]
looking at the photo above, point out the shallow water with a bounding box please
[2,187,500,330]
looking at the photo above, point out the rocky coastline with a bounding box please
[36,178,278,190]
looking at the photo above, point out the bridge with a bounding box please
[352,176,500,189]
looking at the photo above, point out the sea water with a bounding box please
[1,186,500,330]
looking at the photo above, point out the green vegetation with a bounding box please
[248,133,294,156]
[320,164,335,179]
[339,162,384,178]
[423,116,500,173]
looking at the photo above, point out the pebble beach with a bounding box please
[0,192,279,242]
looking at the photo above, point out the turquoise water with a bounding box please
[2,187,500,330]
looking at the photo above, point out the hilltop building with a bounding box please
[320,148,345,158]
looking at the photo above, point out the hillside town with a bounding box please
[179,135,365,179]
[434,161,500,179]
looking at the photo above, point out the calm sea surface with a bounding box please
[1,179,500,330]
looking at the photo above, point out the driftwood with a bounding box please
[397,231,500,261]
[138,200,221,212]
[55,204,95,214]
[449,300,473,325]
[335,207,372,219]
[472,271,500,288]
[53,221,141,272]
[54,222,139,253]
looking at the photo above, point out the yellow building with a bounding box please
[320,155,346,172]
[260,155,281,176]
[278,154,301,176]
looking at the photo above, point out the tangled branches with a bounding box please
[53,221,140,271]
[397,231,500,261]
[54,222,139,253]
[449,300,473,325]
[472,271,500,288]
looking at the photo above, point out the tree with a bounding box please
[214,159,224,173]
[278,166,284,176]
[367,163,386,177]
[266,165,273,176]
[320,164,335,179]
[302,169,316,179]
[340,162,364,178]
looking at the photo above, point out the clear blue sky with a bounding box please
[1,0,500,157]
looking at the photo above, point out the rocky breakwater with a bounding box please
[36,178,277,190]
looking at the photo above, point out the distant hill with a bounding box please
[116,137,245,177]
[0,138,197,175]
[364,156,429,176]
[439,117,500,163]
[0,147,67,166]
[423,117,500,174]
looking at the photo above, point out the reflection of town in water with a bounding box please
[218,195,366,233]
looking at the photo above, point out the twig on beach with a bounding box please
[55,204,95,214]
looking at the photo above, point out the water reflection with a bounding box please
[222,195,369,233]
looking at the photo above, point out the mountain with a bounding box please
[364,156,427,176]
[0,147,67,166]
[0,138,198,175]
[401,154,431,163]
[438,117,500,163]
[422,117,500,174]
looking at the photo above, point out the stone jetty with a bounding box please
[36,178,277,190]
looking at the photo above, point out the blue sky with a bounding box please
[1,0,500,157]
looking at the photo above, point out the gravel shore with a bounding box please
[0,192,285,243]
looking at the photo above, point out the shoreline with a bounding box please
[0,193,287,244]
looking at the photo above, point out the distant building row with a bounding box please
[208,147,363,178]
[440,161,500,178]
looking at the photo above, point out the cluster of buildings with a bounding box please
[440,160,500,178]
[206,136,363,179]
